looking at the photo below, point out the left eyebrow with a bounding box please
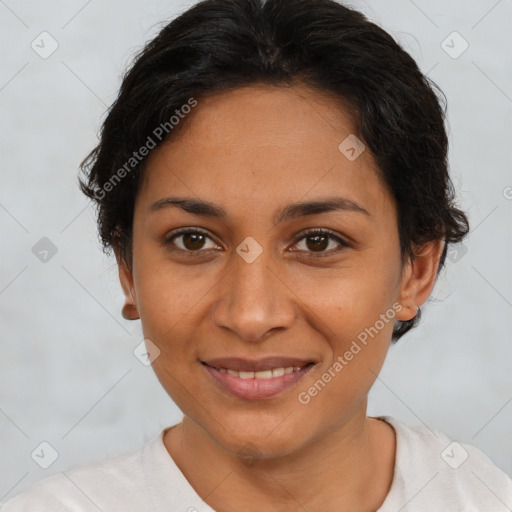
[148,195,371,222]
[275,196,371,223]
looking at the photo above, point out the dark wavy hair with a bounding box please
[78,0,469,341]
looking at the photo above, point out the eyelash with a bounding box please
[163,227,350,258]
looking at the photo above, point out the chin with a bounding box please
[203,411,313,460]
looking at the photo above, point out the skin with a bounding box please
[116,84,444,511]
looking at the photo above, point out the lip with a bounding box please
[201,358,316,400]
[201,356,315,372]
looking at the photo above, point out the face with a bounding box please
[118,84,439,458]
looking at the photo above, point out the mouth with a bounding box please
[201,357,317,399]
[202,361,314,379]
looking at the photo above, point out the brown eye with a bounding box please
[292,229,349,256]
[181,232,207,251]
[164,228,219,253]
[305,234,329,252]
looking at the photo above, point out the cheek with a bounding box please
[296,310,393,421]
[288,261,399,340]
[133,244,211,335]
[288,253,398,386]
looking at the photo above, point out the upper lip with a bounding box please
[201,357,315,372]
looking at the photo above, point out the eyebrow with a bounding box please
[149,195,371,223]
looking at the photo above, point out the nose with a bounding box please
[210,245,297,342]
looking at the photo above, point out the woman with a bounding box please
[2,0,511,510]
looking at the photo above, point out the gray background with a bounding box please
[1,0,511,500]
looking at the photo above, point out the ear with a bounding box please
[395,239,445,322]
[114,246,139,321]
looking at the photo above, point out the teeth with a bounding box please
[216,365,308,379]
[255,370,272,379]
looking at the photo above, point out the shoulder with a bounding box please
[379,416,512,511]
[0,440,151,512]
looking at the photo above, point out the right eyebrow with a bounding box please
[149,197,227,218]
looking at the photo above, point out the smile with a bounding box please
[213,365,306,379]
[201,358,316,399]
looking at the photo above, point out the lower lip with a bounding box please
[202,363,315,400]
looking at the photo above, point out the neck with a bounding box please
[164,403,396,511]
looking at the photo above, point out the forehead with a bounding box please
[137,84,393,220]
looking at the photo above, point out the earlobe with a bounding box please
[121,302,140,320]
[395,239,445,322]
[115,249,140,321]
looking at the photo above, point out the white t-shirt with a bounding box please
[2,416,511,511]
